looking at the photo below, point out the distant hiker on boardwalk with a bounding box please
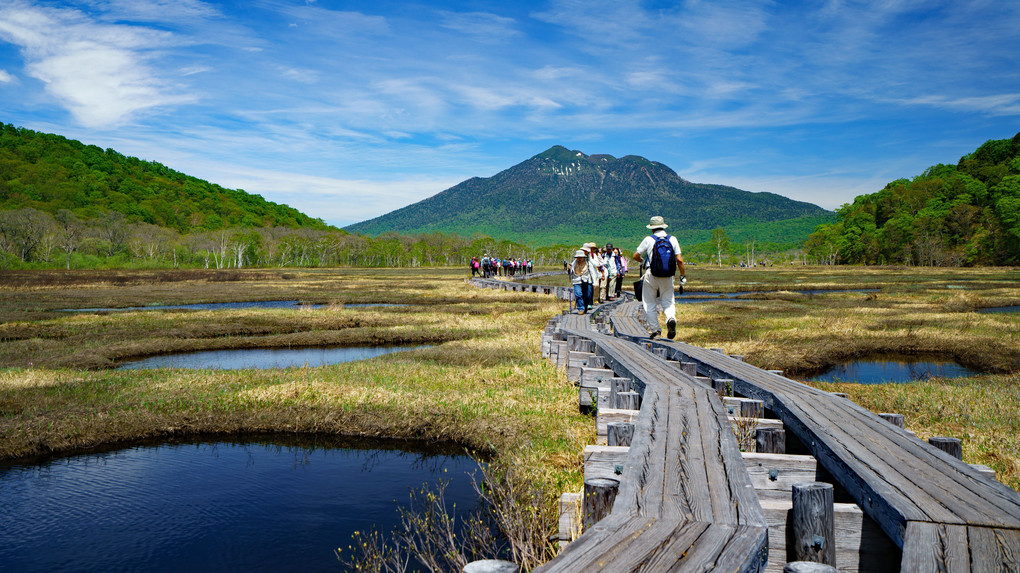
[632,216,686,339]
[601,243,617,301]
[586,242,607,304]
[612,247,628,298]
[470,257,480,277]
[570,249,596,314]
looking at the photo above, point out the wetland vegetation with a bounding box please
[1,264,1018,554]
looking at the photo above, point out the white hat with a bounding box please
[646,216,668,229]
[574,250,586,258]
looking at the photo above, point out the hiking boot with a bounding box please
[667,318,676,339]
[649,329,661,339]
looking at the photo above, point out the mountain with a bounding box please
[0,123,330,232]
[345,146,832,247]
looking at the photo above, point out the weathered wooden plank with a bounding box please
[583,445,629,481]
[901,521,971,573]
[967,526,1020,573]
[743,452,819,492]
[596,408,640,439]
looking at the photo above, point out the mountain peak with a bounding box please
[535,145,587,163]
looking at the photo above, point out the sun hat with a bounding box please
[646,216,668,229]
[574,250,586,258]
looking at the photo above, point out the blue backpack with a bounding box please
[649,234,677,277]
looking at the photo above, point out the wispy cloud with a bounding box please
[0,1,195,127]
[0,68,14,83]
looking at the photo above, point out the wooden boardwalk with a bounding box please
[479,277,1020,572]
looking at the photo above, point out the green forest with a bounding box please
[0,123,328,232]
[805,133,1020,266]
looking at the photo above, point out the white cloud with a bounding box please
[0,68,14,83]
[0,1,195,127]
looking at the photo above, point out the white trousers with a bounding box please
[641,273,676,330]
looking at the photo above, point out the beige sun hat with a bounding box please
[646,215,668,229]
[574,250,586,258]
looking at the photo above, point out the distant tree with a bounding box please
[0,208,53,261]
[55,209,84,269]
[711,228,730,266]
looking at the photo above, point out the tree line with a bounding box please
[0,207,581,269]
[804,133,1020,266]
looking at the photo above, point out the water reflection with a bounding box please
[809,358,978,384]
[978,306,1020,314]
[677,288,879,304]
[0,436,484,573]
[117,345,426,370]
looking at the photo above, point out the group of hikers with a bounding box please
[571,215,686,340]
[470,255,533,278]
[470,215,686,340]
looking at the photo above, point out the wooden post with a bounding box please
[791,481,836,565]
[653,347,666,358]
[680,361,698,376]
[577,339,594,353]
[609,378,631,407]
[878,413,905,429]
[585,355,605,369]
[583,477,620,530]
[740,399,764,419]
[713,378,732,397]
[756,427,786,454]
[617,391,641,410]
[929,436,963,460]
[607,422,635,447]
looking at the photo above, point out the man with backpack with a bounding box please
[632,216,686,339]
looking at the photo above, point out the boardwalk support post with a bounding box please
[791,481,836,566]
[607,422,635,447]
[879,413,906,429]
[755,427,785,454]
[583,477,620,531]
[929,436,963,460]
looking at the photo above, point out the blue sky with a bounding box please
[1,0,1018,228]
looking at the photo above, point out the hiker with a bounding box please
[601,244,617,301]
[570,249,596,314]
[613,247,627,297]
[470,256,480,277]
[586,243,607,304]
[581,243,601,310]
[632,216,686,339]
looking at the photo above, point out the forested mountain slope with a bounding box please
[0,123,329,232]
[346,146,833,246]
[806,133,1020,266]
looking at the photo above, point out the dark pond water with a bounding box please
[677,288,879,304]
[0,437,485,573]
[117,345,426,370]
[62,301,406,312]
[978,306,1020,314]
[808,359,979,384]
